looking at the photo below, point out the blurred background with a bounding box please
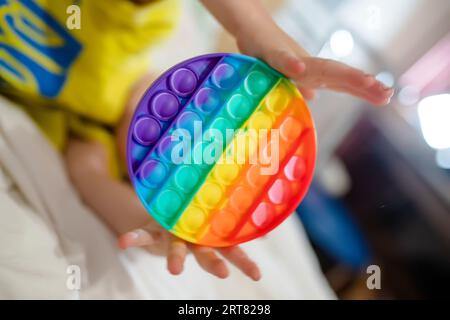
[152,0,450,299]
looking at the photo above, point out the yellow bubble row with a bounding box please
[172,79,298,241]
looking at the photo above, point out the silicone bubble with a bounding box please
[127,53,316,247]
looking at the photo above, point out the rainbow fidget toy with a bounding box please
[127,53,316,247]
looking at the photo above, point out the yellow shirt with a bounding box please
[0,0,179,176]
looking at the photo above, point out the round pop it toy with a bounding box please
[127,53,316,247]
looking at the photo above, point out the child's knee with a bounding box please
[65,139,109,179]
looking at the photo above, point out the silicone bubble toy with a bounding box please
[127,53,316,247]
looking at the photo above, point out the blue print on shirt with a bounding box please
[0,0,82,97]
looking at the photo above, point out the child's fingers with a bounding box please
[118,228,158,249]
[325,82,394,106]
[331,80,394,105]
[295,71,394,105]
[190,246,229,279]
[265,49,306,79]
[299,57,376,89]
[167,238,188,275]
[218,246,261,281]
[361,81,395,105]
[297,86,316,101]
[324,75,393,96]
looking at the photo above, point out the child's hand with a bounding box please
[118,223,261,281]
[66,137,260,281]
[201,0,394,105]
[236,22,394,105]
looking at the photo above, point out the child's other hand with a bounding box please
[118,223,261,281]
[236,22,394,105]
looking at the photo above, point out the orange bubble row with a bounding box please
[196,95,315,246]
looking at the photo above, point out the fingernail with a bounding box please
[385,95,393,105]
[168,258,184,275]
[364,75,376,87]
[292,60,306,75]
[252,270,262,281]
[128,231,139,240]
[298,61,306,71]
[135,228,155,244]
[383,89,395,100]
[214,260,229,279]
[253,275,261,281]
[136,229,148,237]
[378,81,394,91]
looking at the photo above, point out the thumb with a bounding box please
[118,228,161,249]
[264,48,305,80]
